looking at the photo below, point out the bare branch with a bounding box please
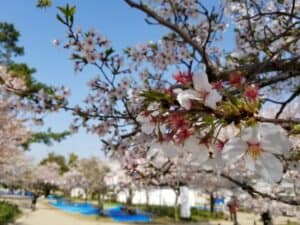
[275,89,300,119]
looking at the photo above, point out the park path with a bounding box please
[13,200,121,225]
[12,198,299,225]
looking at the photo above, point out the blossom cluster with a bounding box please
[54,0,300,205]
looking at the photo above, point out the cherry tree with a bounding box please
[49,0,300,208]
[59,167,88,197]
[30,162,61,197]
[0,64,68,190]
[0,78,32,188]
[0,151,33,190]
[76,157,109,209]
[105,160,135,205]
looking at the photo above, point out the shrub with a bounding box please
[0,201,21,225]
[132,204,225,221]
[135,204,179,218]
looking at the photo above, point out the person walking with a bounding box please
[31,193,39,211]
[227,196,239,225]
[261,210,273,225]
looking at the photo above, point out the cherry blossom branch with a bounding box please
[63,106,131,120]
[123,0,218,80]
[221,173,300,206]
[219,58,300,83]
[244,0,300,20]
[255,116,300,125]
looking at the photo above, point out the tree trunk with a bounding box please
[98,193,104,214]
[145,189,150,207]
[174,189,180,221]
[44,186,51,197]
[85,189,88,203]
[209,192,215,215]
[126,188,133,206]
[294,180,299,197]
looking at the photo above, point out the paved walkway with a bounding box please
[13,200,118,225]
[12,199,300,225]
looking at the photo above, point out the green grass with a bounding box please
[0,201,21,225]
[103,202,121,209]
[132,204,225,222]
[284,220,300,225]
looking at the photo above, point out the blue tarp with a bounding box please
[215,198,225,205]
[193,198,225,212]
[51,200,100,216]
[50,198,152,222]
[104,206,152,222]
[47,195,60,201]
[0,191,33,197]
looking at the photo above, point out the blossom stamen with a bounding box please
[247,143,262,160]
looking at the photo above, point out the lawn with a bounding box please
[0,201,21,225]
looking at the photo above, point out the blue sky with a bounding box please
[0,0,167,162]
[0,0,233,162]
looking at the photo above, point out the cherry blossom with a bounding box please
[53,0,300,206]
[222,124,292,182]
[176,72,222,110]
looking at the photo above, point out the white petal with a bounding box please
[147,143,160,160]
[136,114,146,123]
[183,136,199,152]
[161,142,179,159]
[183,136,209,164]
[137,114,155,134]
[241,125,260,143]
[204,89,222,109]
[141,123,155,134]
[259,123,282,136]
[193,72,211,92]
[222,138,247,164]
[256,152,283,183]
[218,123,239,142]
[261,133,292,155]
[176,89,200,110]
[244,154,255,171]
[147,102,160,111]
[152,155,168,168]
[202,151,225,171]
[190,145,209,165]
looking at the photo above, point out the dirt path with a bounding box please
[13,200,121,225]
[13,199,299,225]
[209,212,299,225]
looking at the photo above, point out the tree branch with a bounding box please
[221,173,300,206]
[123,0,217,80]
[275,89,300,119]
[255,116,300,124]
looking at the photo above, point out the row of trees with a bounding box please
[0,19,73,202]
[1,0,299,220]
[0,152,112,210]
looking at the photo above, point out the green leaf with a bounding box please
[277,0,284,4]
[105,48,115,57]
[36,0,52,8]
[124,47,131,55]
[56,14,65,24]
[57,6,67,15]
[69,6,76,16]
[22,129,71,150]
